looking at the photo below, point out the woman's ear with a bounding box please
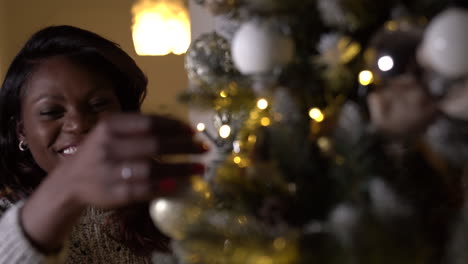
[16,120,26,143]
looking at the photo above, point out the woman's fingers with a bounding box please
[150,162,205,178]
[106,114,194,137]
[109,181,156,204]
[114,161,153,183]
[71,113,209,208]
[99,113,209,160]
[112,161,204,183]
[106,137,209,160]
[108,161,204,204]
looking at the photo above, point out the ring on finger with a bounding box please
[121,165,133,180]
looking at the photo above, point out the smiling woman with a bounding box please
[0,25,207,263]
[19,56,122,172]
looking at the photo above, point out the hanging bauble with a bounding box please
[365,19,424,84]
[150,198,203,239]
[185,32,238,85]
[204,0,239,15]
[231,19,295,75]
[418,8,468,78]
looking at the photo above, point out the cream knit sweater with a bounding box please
[0,199,158,264]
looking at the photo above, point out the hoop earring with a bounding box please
[19,141,28,152]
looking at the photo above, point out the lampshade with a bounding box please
[131,0,191,56]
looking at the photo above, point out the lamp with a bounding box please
[131,0,191,56]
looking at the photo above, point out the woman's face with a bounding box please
[19,56,122,173]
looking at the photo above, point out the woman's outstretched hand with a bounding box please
[21,114,208,252]
[58,114,207,208]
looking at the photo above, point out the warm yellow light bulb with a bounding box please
[309,108,324,122]
[260,117,271,127]
[233,156,242,164]
[248,134,257,144]
[359,70,374,86]
[219,125,231,139]
[196,123,206,132]
[220,91,228,98]
[257,98,269,110]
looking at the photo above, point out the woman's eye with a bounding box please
[90,99,107,108]
[90,99,111,111]
[39,109,63,118]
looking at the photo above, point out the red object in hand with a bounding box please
[158,177,178,194]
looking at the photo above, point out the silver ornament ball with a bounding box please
[185,33,237,85]
[418,8,468,78]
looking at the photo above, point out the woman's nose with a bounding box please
[62,111,97,134]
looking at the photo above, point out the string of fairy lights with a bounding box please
[191,31,400,145]
[197,98,325,135]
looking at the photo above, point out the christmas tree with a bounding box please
[150,0,468,263]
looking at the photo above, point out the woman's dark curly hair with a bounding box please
[0,25,169,255]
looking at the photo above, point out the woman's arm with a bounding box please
[21,171,85,253]
[0,202,66,264]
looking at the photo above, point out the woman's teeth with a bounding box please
[63,146,78,155]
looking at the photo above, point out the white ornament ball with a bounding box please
[418,8,468,78]
[150,198,200,239]
[231,20,295,75]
